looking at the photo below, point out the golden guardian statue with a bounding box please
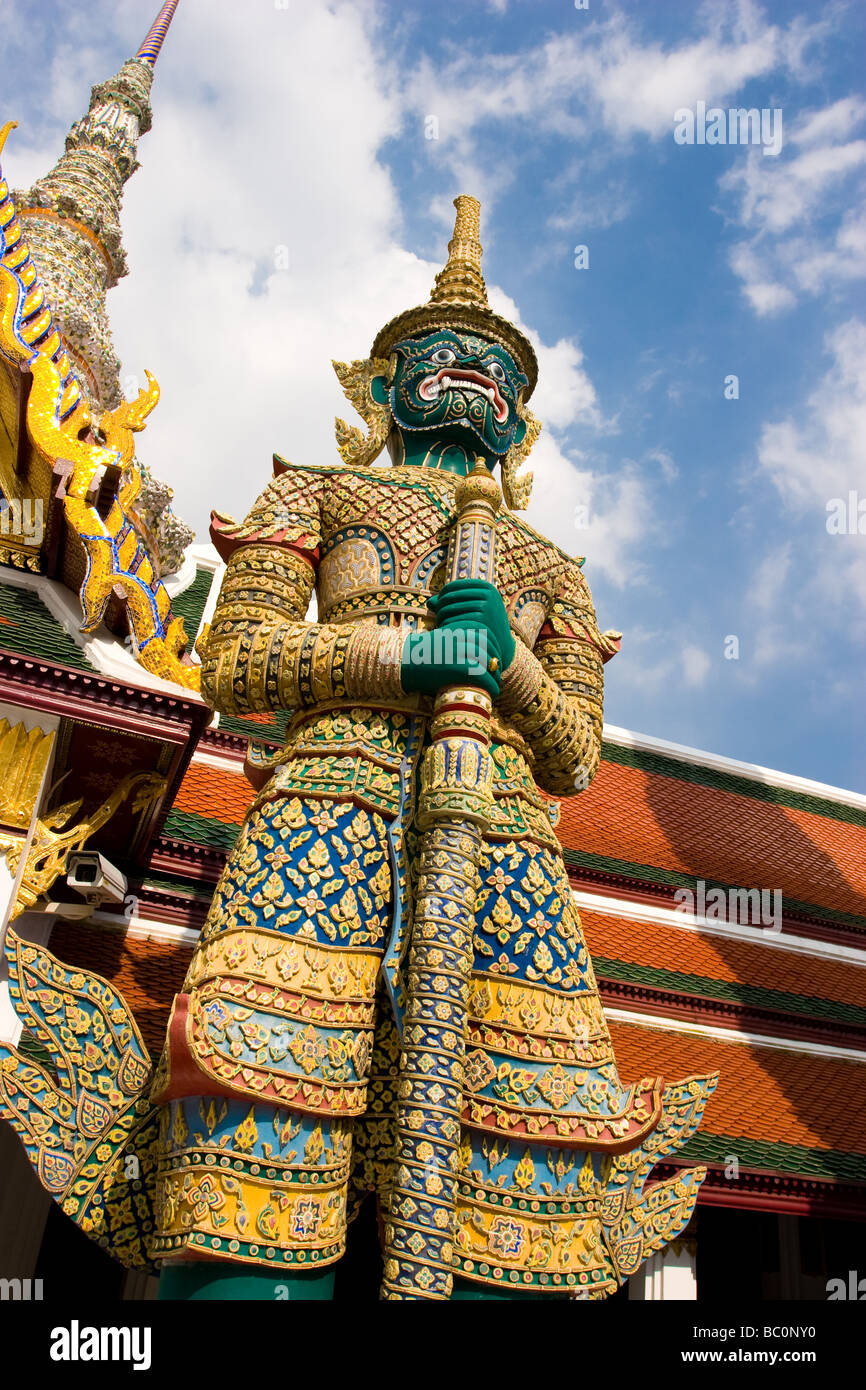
[0,191,717,1302]
[149,197,717,1300]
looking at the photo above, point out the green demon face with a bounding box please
[387,329,528,456]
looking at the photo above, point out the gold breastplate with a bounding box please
[317,528,448,627]
[315,468,556,645]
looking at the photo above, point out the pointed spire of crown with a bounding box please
[371,194,538,397]
[136,1,181,67]
[429,194,488,309]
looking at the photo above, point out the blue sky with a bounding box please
[4,0,865,788]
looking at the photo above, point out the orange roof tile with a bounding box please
[581,907,866,1009]
[49,923,191,1059]
[173,762,255,827]
[608,1018,866,1155]
[560,760,866,921]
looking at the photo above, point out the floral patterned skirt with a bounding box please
[150,761,666,1296]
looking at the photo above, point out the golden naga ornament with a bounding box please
[1,771,166,920]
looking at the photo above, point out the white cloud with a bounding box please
[750,542,793,613]
[529,450,661,590]
[681,643,712,688]
[401,4,827,233]
[758,318,866,505]
[603,628,714,700]
[724,138,866,236]
[756,318,866,617]
[411,3,813,143]
[646,449,678,483]
[794,96,866,148]
[722,98,866,313]
[727,244,794,314]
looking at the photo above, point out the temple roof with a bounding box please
[582,905,866,1026]
[0,577,99,673]
[3,0,193,585]
[609,1018,866,1185]
[0,563,214,693]
[559,731,866,935]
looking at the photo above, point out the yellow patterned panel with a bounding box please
[0,719,54,830]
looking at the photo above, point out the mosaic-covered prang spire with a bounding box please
[13,2,180,411]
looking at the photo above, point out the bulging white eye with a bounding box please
[486,360,506,382]
[432,347,456,365]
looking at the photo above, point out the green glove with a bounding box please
[427,579,516,672]
[401,625,502,700]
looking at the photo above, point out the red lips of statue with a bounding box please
[419,367,509,423]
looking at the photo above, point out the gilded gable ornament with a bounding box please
[332,356,392,468]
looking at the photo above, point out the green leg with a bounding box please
[450,1275,566,1301]
[158,1261,336,1301]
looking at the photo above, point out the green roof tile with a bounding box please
[0,579,98,672]
[601,739,866,830]
[593,955,866,1027]
[169,566,212,646]
[681,1130,866,1184]
[161,806,239,852]
[564,846,866,931]
[141,870,217,901]
[218,707,290,744]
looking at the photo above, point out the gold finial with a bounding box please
[369,192,539,400]
[455,456,502,518]
[429,195,488,309]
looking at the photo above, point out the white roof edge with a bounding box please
[185,542,221,573]
[0,568,203,700]
[192,746,245,773]
[162,543,221,597]
[605,1007,866,1063]
[602,722,866,813]
[572,887,866,966]
[89,909,201,946]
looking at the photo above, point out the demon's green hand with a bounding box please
[401,628,502,700]
[428,579,516,672]
[400,579,514,700]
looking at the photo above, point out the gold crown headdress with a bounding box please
[371,195,538,397]
[335,196,540,508]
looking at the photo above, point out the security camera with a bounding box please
[66,852,128,907]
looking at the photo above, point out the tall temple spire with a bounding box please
[429,195,488,309]
[10,1,193,574]
[136,1,181,67]
[13,2,181,410]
